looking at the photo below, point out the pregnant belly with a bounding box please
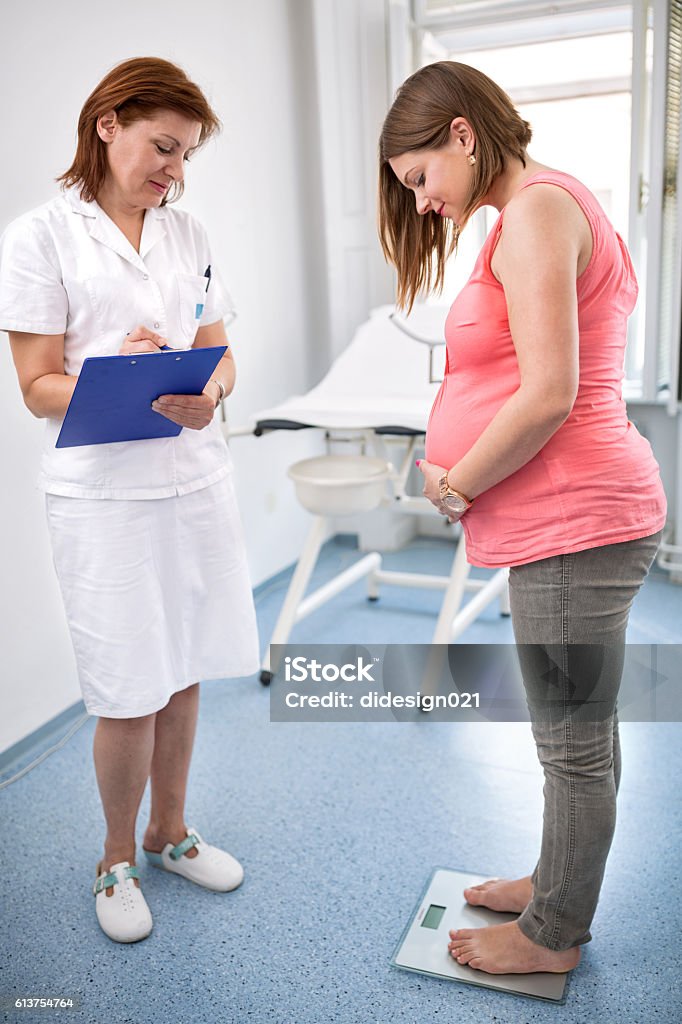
[425,375,507,469]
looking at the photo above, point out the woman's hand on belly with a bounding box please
[417,459,464,524]
[152,392,217,430]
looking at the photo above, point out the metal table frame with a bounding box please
[256,428,509,683]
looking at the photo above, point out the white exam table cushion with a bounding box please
[252,306,446,433]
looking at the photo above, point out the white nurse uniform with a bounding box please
[0,189,260,716]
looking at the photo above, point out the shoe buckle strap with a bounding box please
[169,833,200,861]
[93,864,139,895]
[93,872,118,895]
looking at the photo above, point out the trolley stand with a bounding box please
[260,514,383,683]
[260,520,510,685]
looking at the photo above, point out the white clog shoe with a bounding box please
[93,861,153,943]
[143,827,244,892]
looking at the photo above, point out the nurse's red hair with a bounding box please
[57,57,220,204]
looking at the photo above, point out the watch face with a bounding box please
[443,494,467,513]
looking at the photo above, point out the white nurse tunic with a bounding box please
[0,189,260,716]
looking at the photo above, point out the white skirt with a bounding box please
[45,474,260,718]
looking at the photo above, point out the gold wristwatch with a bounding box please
[438,473,473,515]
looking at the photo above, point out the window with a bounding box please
[431,32,634,320]
[389,0,681,404]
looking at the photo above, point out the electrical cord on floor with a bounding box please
[0,712,90,791]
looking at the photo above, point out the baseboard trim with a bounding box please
[3,546,349,768]
[0,699,87,773]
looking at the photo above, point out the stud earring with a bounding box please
[467,153,476,166]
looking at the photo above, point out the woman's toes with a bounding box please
[464,885,492,905]
[463,881,489,900]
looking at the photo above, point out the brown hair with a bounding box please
[378,61,532,311]
[57,57,221,204]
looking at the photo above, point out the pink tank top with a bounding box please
[425,170,666,568]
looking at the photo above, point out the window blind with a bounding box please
[657,0,682,401]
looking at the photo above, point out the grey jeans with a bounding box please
[508,530,663,950]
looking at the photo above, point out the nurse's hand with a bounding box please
[151,392,216,430]
[119,325,167,354]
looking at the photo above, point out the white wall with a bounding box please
[0,0,336,752]
[313,0,396,358]
[2,1,678,755]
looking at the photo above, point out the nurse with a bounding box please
[0,57,260,943]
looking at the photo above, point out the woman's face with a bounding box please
[96,109,202,210]
[388,118,475,223]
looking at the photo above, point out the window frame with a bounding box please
[387,0,681,407]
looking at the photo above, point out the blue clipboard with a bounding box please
[56,345,227,448]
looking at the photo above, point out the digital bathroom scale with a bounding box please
[391,868,570,1003]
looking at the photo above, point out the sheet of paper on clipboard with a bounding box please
[55,345,227,448]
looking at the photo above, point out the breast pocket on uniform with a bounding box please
[175,272,208,341]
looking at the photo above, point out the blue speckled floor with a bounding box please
[1,535,681,1024]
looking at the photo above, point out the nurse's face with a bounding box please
[388,117,476,223]
[96,109,202,210]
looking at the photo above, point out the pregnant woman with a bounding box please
[378,61,666,974]
[0,57,260,943]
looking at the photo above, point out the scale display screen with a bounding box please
[421,903,446,930]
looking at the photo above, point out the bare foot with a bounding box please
[463,876,533,914]
[448,921,580,975]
